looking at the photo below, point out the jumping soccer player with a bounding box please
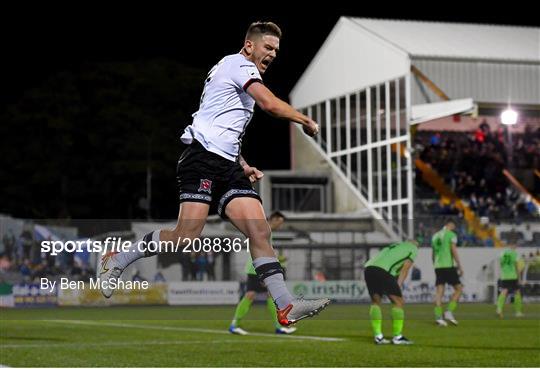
[431,220,463,326]
[364,240,418,345]
[496,243,524,318]
[229,211,297,335]
[97,21,329,326]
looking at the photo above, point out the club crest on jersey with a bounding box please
[198,179,212,194]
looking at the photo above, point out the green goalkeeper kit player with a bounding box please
[496,243,524,318]
[229,211,296,335]
[431,221,463,326]
[364,240,419,345]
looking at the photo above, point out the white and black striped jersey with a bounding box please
[180,53,262,161]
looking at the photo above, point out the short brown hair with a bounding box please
[246,21,282,40]
[269,210,285,220]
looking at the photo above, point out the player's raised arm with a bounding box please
[246,82,319,137]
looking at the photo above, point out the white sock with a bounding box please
[114,231,159,270]
[253,257,293,309]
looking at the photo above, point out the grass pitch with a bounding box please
[1,303,539,367]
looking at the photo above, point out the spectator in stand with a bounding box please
[495,127,506,162]
[206,251,216,281]
[477,179,488,198]
[20,224,34,261]
[196,252,207,281]
[189,252,197,280]
[70,259,83,279]
[523,125,534,146]
[2,230,16,261]
[417,126,538,223]
[33,260,51,281]
[477,197,488,217]
[179,253,191,281]
[44,236,56,269]
[430,133,441,146]
[416,222,429,247]
[0,254,12,273]
[479,120,492,143]
[474,127,485,147]
[19,259,32,282]
[154,270,166,283]
[132,269,146,282]
[464,176,477,198]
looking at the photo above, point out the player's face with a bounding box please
[247,35,280,74]
[269,216,285,231]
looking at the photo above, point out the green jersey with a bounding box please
[431,227,458,269]
[500,249,520,281]
[244,233,284,275]
[245,255,257,275]
[365,242,418,277]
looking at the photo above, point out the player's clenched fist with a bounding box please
[303,119,319,137]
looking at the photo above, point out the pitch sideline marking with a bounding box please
[1,339,283,349]
[43,319,345,342]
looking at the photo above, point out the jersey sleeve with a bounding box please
[229,59,263,91]
[244,256,256,275]
[403,243,417,262]
[450,231,458,245]
[517,257,526,273]
[409,245,418,262]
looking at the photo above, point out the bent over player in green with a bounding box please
[431,221,463,326]
[364,240,419,345]
[496,243,524,318]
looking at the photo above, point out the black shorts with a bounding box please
[499,279,520,293]
[246,274,267,293]
[176,140,261,218]
[364,266,402,298]
[435,267,461,286]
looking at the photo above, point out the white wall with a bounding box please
[412,59,540,105]
[290,17,410,109]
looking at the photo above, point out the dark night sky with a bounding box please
[3,8,539,169]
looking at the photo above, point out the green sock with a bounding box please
[434,306,443,319]
[369,305,383,337]
[232,297,252,326]
[267,297,281,328]
[497,293,506,312]
[514,292,523,314]
[447,300,457,312]
[391,307,404,337]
